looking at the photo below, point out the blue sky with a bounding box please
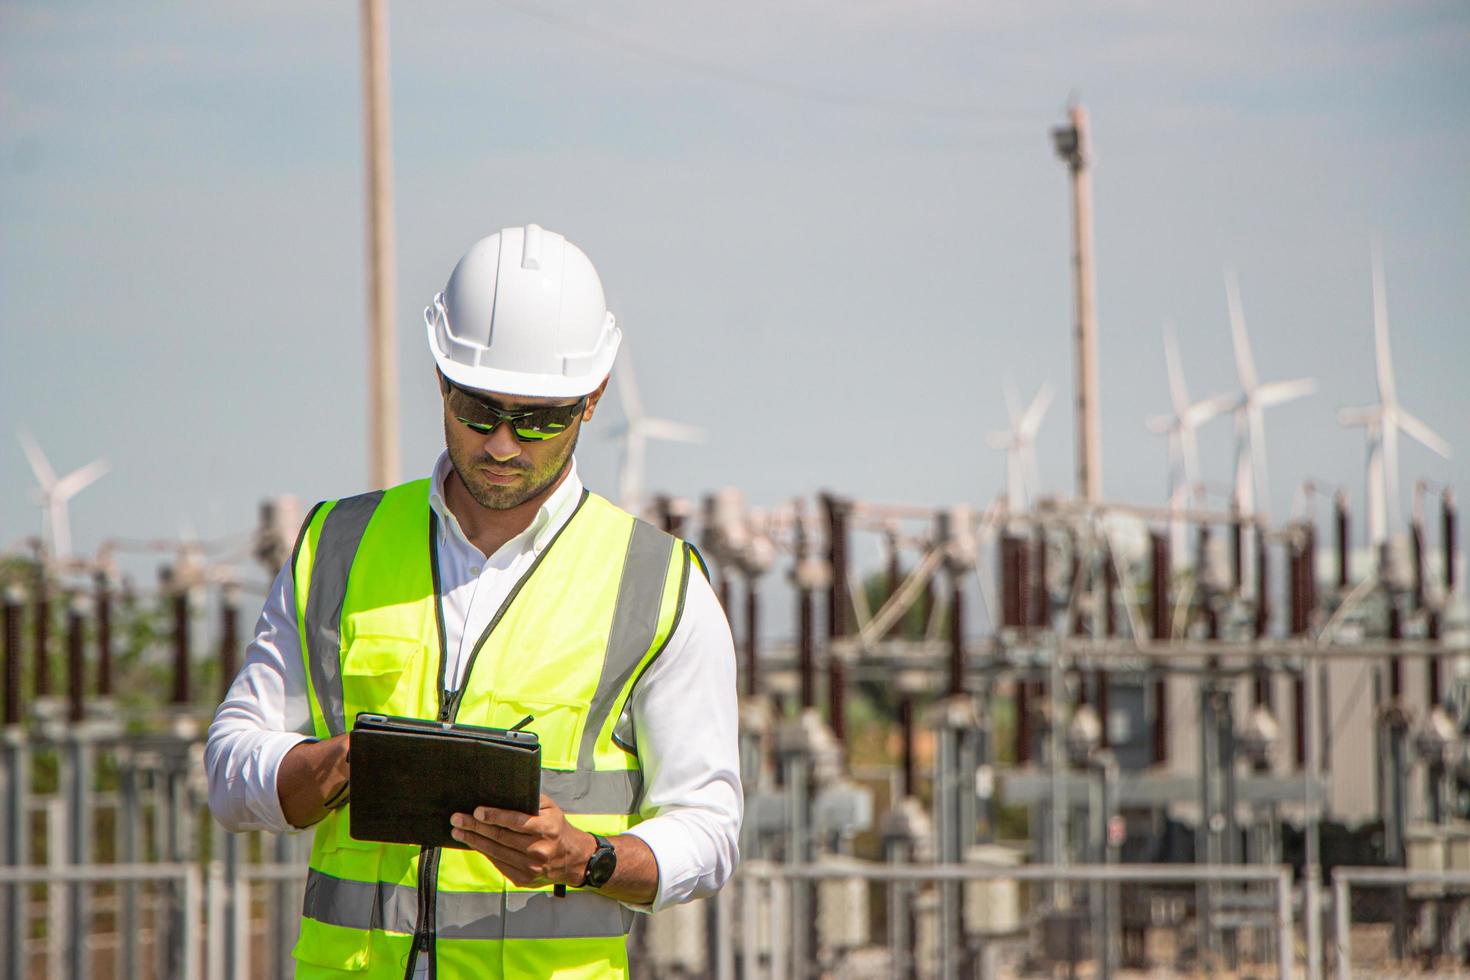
[2,1,1467,590]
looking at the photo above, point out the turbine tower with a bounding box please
[988,381,1053,511]
[1146,323,1233,564]
[613,350,703,515]
[18,429,109,562]
[1224,270,1316,520]
[1338,243,1451,556]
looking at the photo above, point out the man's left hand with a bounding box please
[451,794,595,888]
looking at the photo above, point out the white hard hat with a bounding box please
[425,224,621,398]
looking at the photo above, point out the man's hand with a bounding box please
[451,794,595,888]
[277,733,351,829]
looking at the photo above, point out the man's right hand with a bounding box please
[277,732,352,829]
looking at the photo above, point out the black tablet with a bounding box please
[348,713,542,849]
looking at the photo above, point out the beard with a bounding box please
[444,419,579,511]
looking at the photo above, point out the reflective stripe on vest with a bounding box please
[303,868,635,940]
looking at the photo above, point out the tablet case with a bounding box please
[348,713,542,849]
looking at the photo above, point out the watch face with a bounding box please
[586,838,616,888]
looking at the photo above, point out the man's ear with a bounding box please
[583,375,611,421]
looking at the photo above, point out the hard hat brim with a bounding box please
[425,314,620,400]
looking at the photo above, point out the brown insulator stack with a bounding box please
[820,494,851,742]
[999,534,1023,629]
[168,572,191,706]
[1149,531,1169,765]
[796,518,816,710]
[1032,528,1049,632]
[653,495,685,537]
[1411,517,1426,611]
[219,586,240,702]
[821,494,851,641]
[743,576,760,699]
[33,560,50,698]
[3,587,24,727]
[94,571,113,697]
[899,695,917,797]
[1387,600,1403,701]
[1149,532,1170,641]
[1444,489,1458,594]
[1254,526,1270,639]
[1289,531,1310,768]
[1102,547,1118,637]
[1231,517,1245,594]
[66,596,86,724]
[1335,492,1350,590]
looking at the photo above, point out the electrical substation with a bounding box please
[4,107,1468,980]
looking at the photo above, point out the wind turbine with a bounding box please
[612,350,703,514]
[988,381,1052,510]
[1224,270,1316,520]
[1337,243,1451,554]
[17,429,109,562]
[1145,322,1234,563]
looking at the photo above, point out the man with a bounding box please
[206,224,741,978]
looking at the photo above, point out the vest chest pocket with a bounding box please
[485,692,589,772]
[340,635,424,724]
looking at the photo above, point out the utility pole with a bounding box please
[361,0,399,489]
[1052,103,1102,503]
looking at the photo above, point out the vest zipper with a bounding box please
[406,488,590,975]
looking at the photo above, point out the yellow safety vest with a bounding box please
[287,480,696,978]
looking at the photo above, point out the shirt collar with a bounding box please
[427,451,584,558]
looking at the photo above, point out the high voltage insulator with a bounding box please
[33,557,50,698]
[1149,531,1170,766]
[1032,527,1049,633]
[820,493,852,641]
[66,594,88,724]
[3,585,24,727]
[1411,515,1426,612]
[219,583,241,702]
[1335,491,1351,591]
[1444,489,1458,594]
[94,570,113,698]
[999,534,1023,630]
[1149,532,1170,642]
[1254,526,1270,640]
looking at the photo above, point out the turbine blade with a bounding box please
[1256,378,1316,408]
[1003,380,1022,428]
[1183,393,1235,427]
[53,459,110,499]
[1337,406,1381,428]
[1164,322,1190,414]
[1019,383,1053,439]
[640,418,704,443]
[616,353,644,422]
[1225,268,1258,392]
[1145,415,1175,435]
[987,431,1013,450]
[1396,407,1452,459]
[17,429,57,487]
[1372,239,1397,407]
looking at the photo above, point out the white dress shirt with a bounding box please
[205,453,743,923]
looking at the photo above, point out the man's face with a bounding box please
[439,374,605,510]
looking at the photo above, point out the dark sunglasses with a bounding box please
[446,381,587,442]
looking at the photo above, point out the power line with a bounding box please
[494,0,1039,128]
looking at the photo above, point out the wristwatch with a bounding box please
[581,834,617,889]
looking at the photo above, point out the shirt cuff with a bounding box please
[250,731,316,833]
[620,818,693,915]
